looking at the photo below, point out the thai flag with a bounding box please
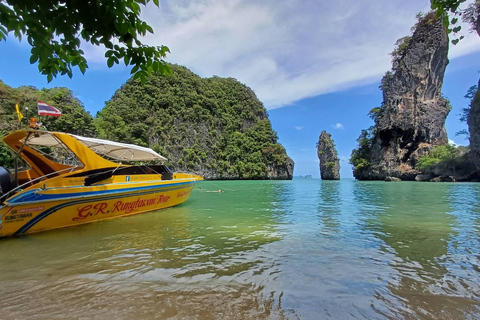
[37,100,62,117]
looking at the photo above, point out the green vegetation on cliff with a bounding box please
[95,65,292,179]
[415,144,459,171]
[349,128,373,175]
[456,85,478,138]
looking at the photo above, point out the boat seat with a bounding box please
[22,149,59,178]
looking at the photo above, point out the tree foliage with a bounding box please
[95,64,291,179]
[349,128,374,173]
[462,1,480,36]
[0,80,95,166]
[415,144,459,170]
[456,84,478,138]
[430,0,479,44]
[390,36,411,67]
[0,0,170,82]
[368,107,382,124]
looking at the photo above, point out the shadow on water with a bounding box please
[0,180,290,320]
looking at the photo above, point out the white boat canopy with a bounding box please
[73,135,167,162]
[25,131,167,162]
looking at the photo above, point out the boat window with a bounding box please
[27,144,82,167]
[25,132,83,169]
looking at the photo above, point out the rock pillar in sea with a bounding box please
[352,13,450,180]
[317,131,340,180]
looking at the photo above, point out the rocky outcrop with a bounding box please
[466,4,480,175]
[430,175,455,182]
[468,78,480,172]
[385,176,402,182]
[96,65,294,180]
[317,131,340,180]
[352,13,450,180]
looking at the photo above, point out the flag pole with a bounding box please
[25,107,29,128]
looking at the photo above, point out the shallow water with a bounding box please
[1,179,479,319]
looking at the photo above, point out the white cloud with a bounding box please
[449,139,462,147]
[331,123,344,130]
[82,0,480,109]
[294,126,304,130]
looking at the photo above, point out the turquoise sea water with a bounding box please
[0,179,479,319]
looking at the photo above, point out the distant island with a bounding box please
[294,175,313,179]
[0,65,294,180]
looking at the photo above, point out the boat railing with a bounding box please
[174,172,203,180]
[1,166,79,203]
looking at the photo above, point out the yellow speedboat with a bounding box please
[0,129,202,238]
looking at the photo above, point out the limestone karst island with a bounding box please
[0,1,480,319]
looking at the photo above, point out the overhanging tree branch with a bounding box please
[0,0,171,83]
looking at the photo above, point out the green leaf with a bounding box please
[442,15,449,28]
[29,54,38,64]
[107,57,114,68]
[133,71,142,80]
[152,61,159,72]
[131,64,140,74]
[79,62,87,74]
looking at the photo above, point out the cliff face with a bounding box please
[353,14,450,180]
[96,65,294,180]
[317,131,340,180]
[467,6,480,171]
[468,79,480,171]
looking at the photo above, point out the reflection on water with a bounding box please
[1,180,480,319]
[354,183,478,319]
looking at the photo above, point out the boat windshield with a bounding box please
[24,132,83,168]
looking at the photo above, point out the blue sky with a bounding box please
[0,0,479,178]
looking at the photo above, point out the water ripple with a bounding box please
[1,180,480,319]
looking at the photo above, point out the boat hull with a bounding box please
[0,179,198,238]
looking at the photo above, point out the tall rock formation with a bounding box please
[96,65,294,180]
[317,131,340,180]
[352,13,450,180]
[467,4,480,171]
[468,80,480,171]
